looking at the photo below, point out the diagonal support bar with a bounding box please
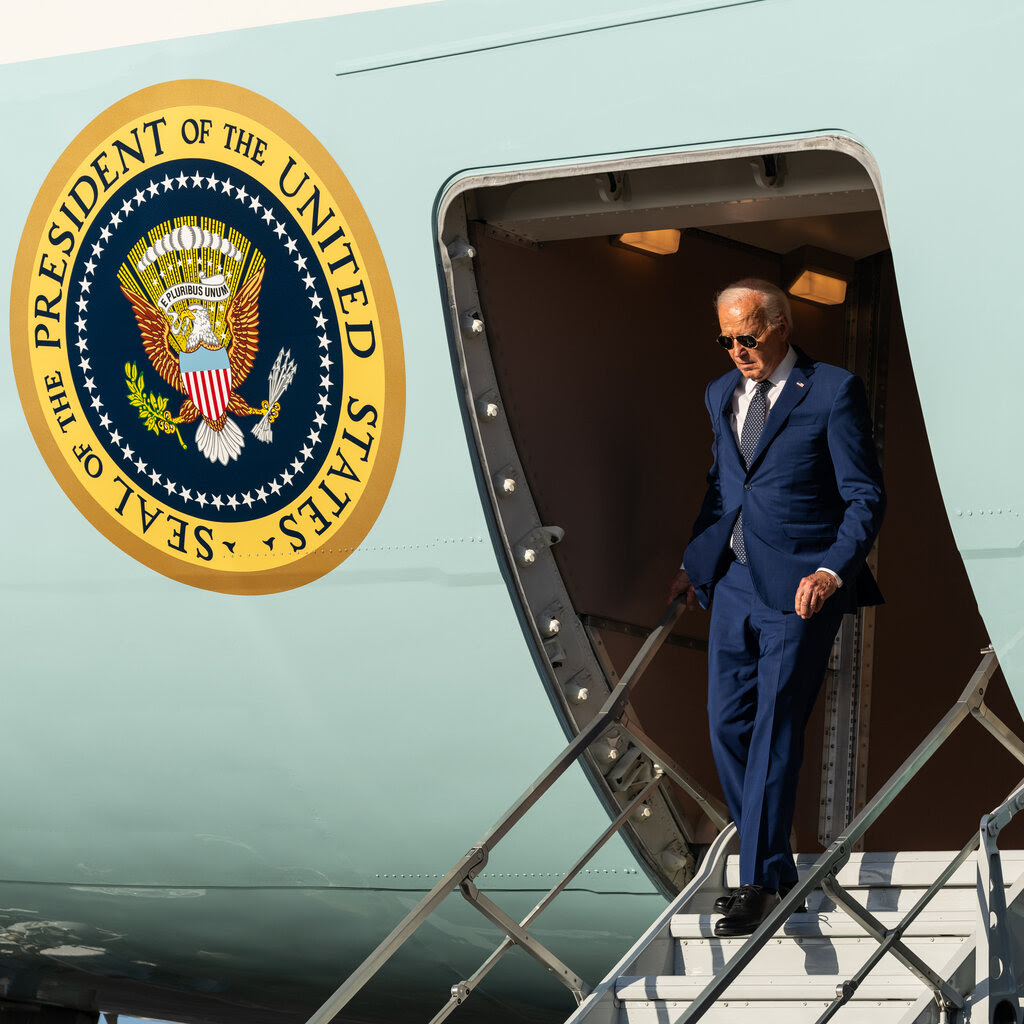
[820,876,964,1009]
[619,715,730,830]
[304,599,687,1024]
[458,880,591,1002]
[304,848,487,1024]
[976,779,1024,1024]
[816,776,1024,1024]
[429,772,665,1024]
[820,838,979,1022]
[478,596,687,852]
[970,696,1024,767]
[812,831,982,1024]
[674,650,1000,1024]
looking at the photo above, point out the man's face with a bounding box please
[717,295,789,381]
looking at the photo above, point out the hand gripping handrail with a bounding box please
[305,595,721,1024]
[673,648,1013,1023]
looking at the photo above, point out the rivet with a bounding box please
[563,671,590,704]
[447,238,476,260]
[461,312,485,337]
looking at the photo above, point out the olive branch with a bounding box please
[125,362,187,449]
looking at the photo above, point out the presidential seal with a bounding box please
[11,80,404,594]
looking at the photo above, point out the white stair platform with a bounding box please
[720,851,1024,891]
[567,841,1024,1024]
[671,910,977,940]
[615,998,912,1023]
[669,931,965,975]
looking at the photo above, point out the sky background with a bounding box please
[2,0,437,64]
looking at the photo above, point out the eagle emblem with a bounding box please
[118,221,296,465]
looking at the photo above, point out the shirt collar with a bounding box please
[744,345,797,393]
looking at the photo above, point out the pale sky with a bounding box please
[1,0,439,65]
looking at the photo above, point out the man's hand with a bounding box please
[669,568,700,610]
[795,570,839,619]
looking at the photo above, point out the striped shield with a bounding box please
[179,346,232,421]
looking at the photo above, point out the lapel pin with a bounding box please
[796,381,805,387]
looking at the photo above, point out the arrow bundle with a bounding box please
[252,347,298,443]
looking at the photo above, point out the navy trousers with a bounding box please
[707,559,844,891]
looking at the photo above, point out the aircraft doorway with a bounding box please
[438,141,1024,893]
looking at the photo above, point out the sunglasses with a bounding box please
[716,324,771,350]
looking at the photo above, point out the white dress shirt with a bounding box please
[729,344,798,447]
[728,346,841,587]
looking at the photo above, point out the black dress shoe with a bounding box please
[714,883,807,916]
[713,884,779,937]
[713,891,735,915]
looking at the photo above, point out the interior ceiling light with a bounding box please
[616,229,681,256]
[785,245,854,306]
[789,270,848,306]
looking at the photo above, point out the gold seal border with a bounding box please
[10,79,405,595]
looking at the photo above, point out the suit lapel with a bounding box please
[746,354,814,472]
[717,369,743,466]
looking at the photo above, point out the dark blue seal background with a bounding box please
[67,158,342,524]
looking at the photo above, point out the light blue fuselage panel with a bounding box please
[1,2,1022,1021]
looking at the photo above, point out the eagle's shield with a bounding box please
[180,346,233,421]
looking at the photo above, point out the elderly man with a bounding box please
[670,278,885,937]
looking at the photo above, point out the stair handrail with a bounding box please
[673,646,1024,1023]
[810,772,1024,1024]
[975,779,1024,1024]
[427,766,667,1024]
[304,595,727,1024]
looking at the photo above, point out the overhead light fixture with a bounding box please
[784,245,854,306]
[615,229,681,256]
[790,270,848,305]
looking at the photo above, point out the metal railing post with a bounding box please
[674,650,1001,1024]
[815,773,1024,1024]
[811,828,983,1024]
[304,849,488,1024]
[429,771,665,1023]
[976,781,1024,1024]
[304,598,691,1024]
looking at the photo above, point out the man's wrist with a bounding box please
[816,567,842,588]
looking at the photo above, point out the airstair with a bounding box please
[301,601,1024,1024]
[570,843,1024,1024]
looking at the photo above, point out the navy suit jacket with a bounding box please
[683,348,885,613]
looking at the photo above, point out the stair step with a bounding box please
[617,973,926,1001]
[723,851,1024,890]
[671,909,976,939]
[577,851,1005,1024]
[618,998,911,1023]
[686,885,983,916]
[672,934,965,976]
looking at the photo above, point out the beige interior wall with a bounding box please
[472,226,1024,854]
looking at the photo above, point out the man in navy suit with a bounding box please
[669,279,884,936]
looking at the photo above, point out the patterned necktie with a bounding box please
[732,379,772,564]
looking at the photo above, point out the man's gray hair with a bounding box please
[716,278,792,328]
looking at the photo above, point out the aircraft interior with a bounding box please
[439,142,1024,894]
